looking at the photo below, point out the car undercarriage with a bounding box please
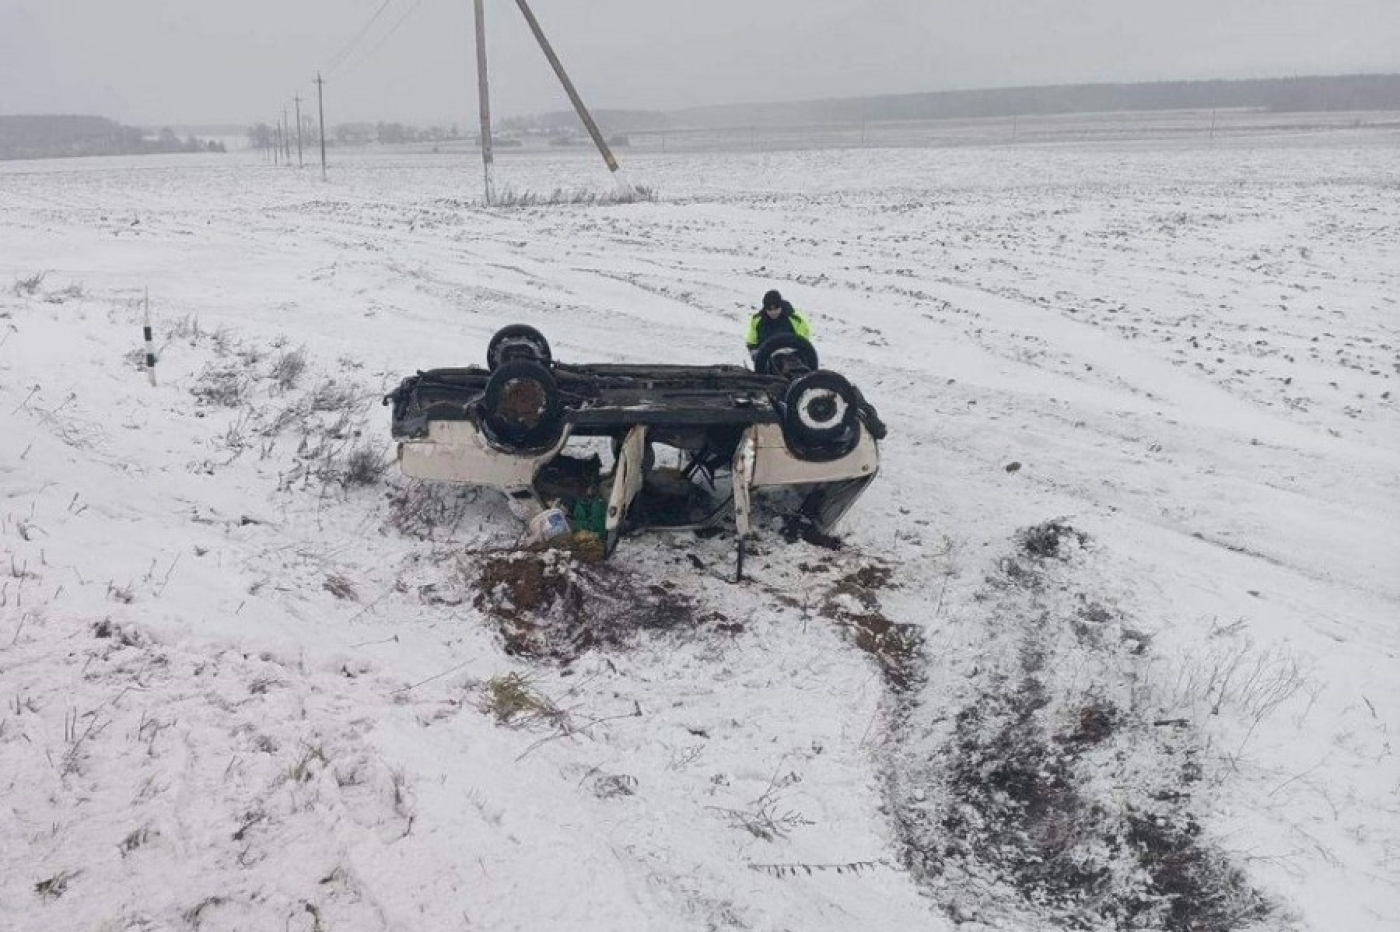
[384,325,886,567]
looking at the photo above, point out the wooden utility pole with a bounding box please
[294,94,305,167]
[513,0,631,195]
[315,73,328,180]
[473,0,496,205]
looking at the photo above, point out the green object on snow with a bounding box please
[572,498,607,535]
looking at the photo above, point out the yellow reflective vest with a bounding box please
[746,307,812,351]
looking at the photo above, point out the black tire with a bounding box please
[782,370,860,453]
[481,359,563,450]
[487,324,552,371]
[753,334,818,378]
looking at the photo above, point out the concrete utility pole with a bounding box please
[315,73,328,180]
[473,0,496,205]
[294,94,305,167]
[513,0,632,195]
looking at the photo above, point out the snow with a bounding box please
[1,119,1398,931]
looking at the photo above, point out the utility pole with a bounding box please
[315,73,328,180]
[473,0,496,205]
[281,106,291,164]
[294,94,305,167]
[513,0,631,196]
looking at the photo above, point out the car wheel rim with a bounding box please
[798,389,847,431]
[496,338,545,367]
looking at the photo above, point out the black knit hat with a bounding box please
[762,289,783,310]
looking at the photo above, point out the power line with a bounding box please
[323,0,396,78]
[332,0,426,82]
[258,0,402,160]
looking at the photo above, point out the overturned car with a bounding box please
[383,325,886,564]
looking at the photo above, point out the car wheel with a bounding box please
[487,324,552,371]
[754,334,818,378]
[482,359,563,450]
[782,370,860,454]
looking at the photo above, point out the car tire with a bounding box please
[487,324,552,371]
[482,359,563,450]
[782,369,860,455]
[753,334,818,378]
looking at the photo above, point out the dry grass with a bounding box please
[190,363,251,407]
[383,481,482,539]
[286,744,329,783]
[34,869,80,900]
[323,574,358,601]
[43,282,86,303]
[12,271,46,296]
[710,762,812,841]
[307,379,360,413]
[341,442,388,487]
[269,346,308,390]
[479,672,565,728]
[167,313,203,342]
[492,185,658,208]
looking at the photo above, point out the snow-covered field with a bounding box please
[2,119,1397,932]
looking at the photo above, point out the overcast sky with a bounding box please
[2,0,1397,126]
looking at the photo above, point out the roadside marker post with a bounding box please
[143,290,157,386]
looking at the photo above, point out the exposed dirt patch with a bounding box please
[781,516,844,550]
[937,680,1114,908]
[1061,700,1119,747]
[470,547,695,663]
[834,563,895,595]
[818,561,922,691]
[1123,812,1270,932]
[888,523,1272,931]
[916,656,1267,930]
[1019,519,1089,559]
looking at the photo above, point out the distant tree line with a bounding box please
[249,121,464,149]
[0,115,226,161]
[242,74,1400,154]
[520,73,1400,133]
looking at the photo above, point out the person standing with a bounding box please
[746,289,812,359]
